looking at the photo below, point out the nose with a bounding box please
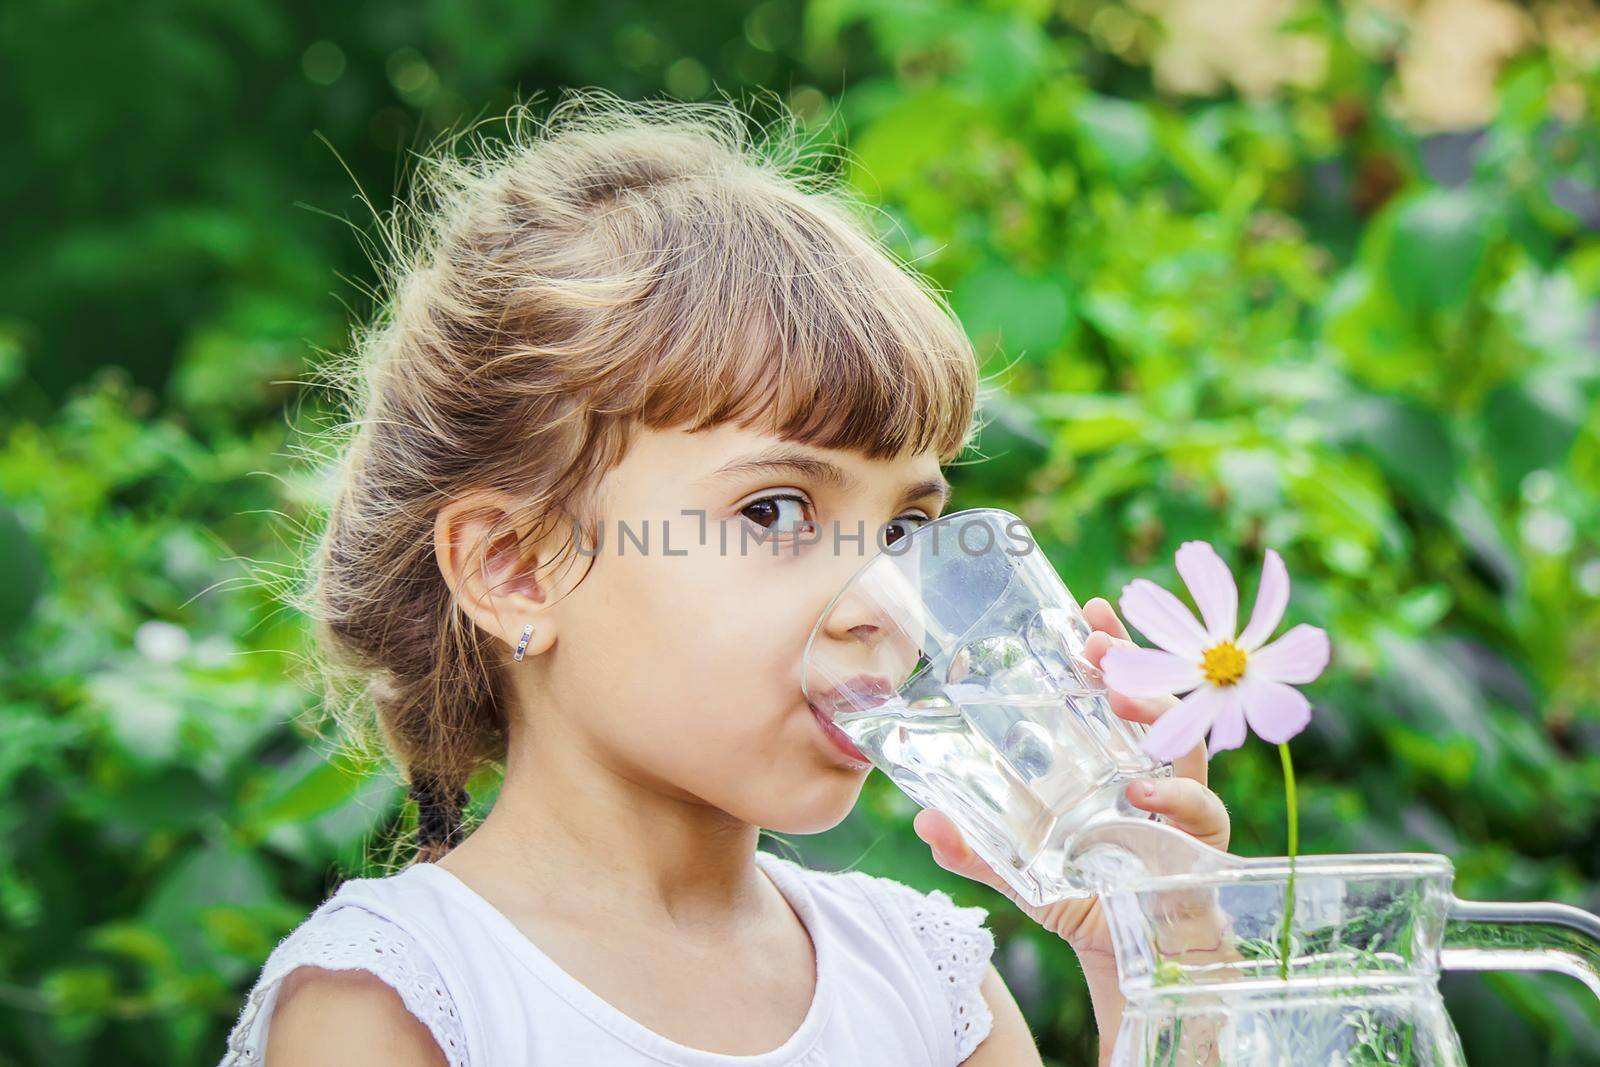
[824,585,904,648]
[803,552,927,702]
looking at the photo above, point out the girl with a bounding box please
[221,91,1230,1067]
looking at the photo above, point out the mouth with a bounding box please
[807,700,873,768]
[806,674,895,718]
[804,674,892,769]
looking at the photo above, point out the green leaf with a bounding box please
[242,745,375,834]
[88,669,185,768]
[73,768,217,835]
[40,965,118,1015]
[1444,487,1521,599]
[1393,584,1454,632]
[953,264,1072,359]
[1381,188,1497,313]
[1481,373,1590,497]
[143,841,279,979]
[1318,268,1431,393]
[1316,394,1461,514]
[87,920,180,974]
[1380,635,1497,755]
[1284,452,1405,566]
[965,392,1052,495]
[1030,393,1147,456]
[1073,94,1159,181]
[951,13,1051,100]
[0,503,42,644]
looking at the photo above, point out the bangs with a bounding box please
[613,181,980,464]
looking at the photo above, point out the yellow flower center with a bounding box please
[1201,641,1247,687]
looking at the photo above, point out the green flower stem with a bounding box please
[1278,741,1298,981]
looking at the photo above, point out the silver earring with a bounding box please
[513,623,534,661]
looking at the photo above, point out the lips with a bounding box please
[807,701,873,767]
[806,674,895,718]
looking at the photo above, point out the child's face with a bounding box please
[536,421,951,833]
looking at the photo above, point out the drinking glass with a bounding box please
[801,507,1171,906]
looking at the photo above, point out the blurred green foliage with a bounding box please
[2,1,1598,1064]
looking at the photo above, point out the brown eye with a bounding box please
[740,493,814,536]
[884,515,930,546]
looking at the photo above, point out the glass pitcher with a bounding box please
[801,507,1172,907]
[1067,819,1600,1066]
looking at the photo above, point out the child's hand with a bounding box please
[912,596,1230,969]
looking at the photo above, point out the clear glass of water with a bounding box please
[801,507,1171,906]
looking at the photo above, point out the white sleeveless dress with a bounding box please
[218,849,998,1066]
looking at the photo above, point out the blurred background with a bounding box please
[2,0,1598,1063]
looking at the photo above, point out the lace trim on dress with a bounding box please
[218,902,469,1067]
[856,873,998,1061]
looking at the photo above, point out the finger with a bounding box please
[1126,777,1230,850]
[1118,688,1206,785]
[912,809,1017,899]
[1103,672,1180,724]
[1083,632,1183,722]
[1083,597,1131,641]
[1082,628,1117,667]
[914,809,1101,946]
[1083,629,1210,784]
[1172,736,1209,786]
[1121,686,1210,784]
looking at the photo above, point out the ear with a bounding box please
[432,490,577,659]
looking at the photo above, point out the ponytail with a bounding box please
[409,772,470,863]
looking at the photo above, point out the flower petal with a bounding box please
[1236,548,1289,653]
[1206,687,1247,756]
[1249,624,1330,685]
[1175,540,1238,642]
[1119,579,1211,661]
[1101,646,1204,698]
[1138,685,1225,763]
[1238,677,1313,744]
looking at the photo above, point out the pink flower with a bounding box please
[1100,541,1330,762]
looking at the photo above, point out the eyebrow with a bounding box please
[696,445,953,510]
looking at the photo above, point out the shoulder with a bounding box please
[265,966,448,1066]
[768,854,998,1061]
[219,870,471,1067]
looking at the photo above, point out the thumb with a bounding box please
[912,809,1013,899]
[912,808,961,863]
[913,807,1099,945]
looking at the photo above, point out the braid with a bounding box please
[409,772,470,860]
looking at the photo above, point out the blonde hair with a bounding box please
[292,89,986,863]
